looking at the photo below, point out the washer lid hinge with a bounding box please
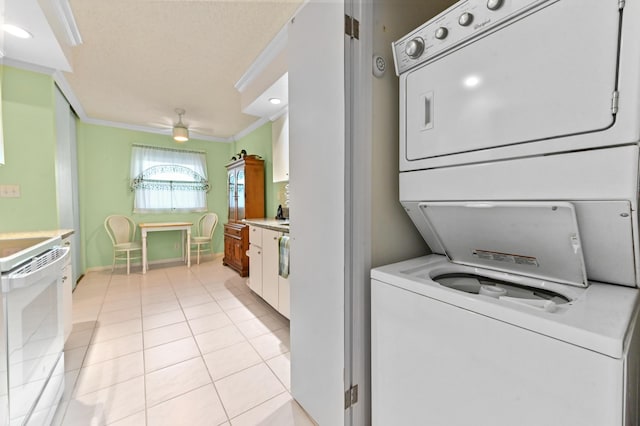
[612,90,620,114]
[619,0,625,10]
[344,384,359,409]
[345,14,360,39]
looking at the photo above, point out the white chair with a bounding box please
[104,215,142,275]
[191,213,219,264]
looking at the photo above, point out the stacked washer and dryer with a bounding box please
[371,1,640,425]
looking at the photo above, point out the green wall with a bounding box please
[232,121,286,219]
[0,67,59,231]
[78,122,231,270]
[0,66,285,273]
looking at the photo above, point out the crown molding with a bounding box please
[268,106,288,122]
[2,58,57,76]
[231,117,269,142]
[234,24,288,93]
[53,70,88,117]
[80,116,233,143]
[50,0,83,46]
[234,0,308,93]
[8,53,271,145]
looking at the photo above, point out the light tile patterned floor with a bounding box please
[52,256,315,426]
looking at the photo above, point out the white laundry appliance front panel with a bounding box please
[372,256,638,359]
[371,271,632,426]
[402,0,618,164]
[400,145,640,287]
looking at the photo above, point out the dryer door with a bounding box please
[403,0,619,162]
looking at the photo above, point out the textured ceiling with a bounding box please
[65,0,302,140]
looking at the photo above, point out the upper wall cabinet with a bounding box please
[272,113,289,182]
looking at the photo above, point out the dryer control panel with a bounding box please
[393,0,553,75]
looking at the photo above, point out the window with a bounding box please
[130,145,209,213]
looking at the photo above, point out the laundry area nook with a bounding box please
[371,0,640,425]
[2,0,640,425]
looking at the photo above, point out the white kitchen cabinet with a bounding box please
[262,228,280,309]
[272,113,289,182]
[61,235,73,341]
[248,226,263,295]
[247,225,290,318]
[278,276,290,319]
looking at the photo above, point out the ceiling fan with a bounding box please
[149,108,213,142]
[172,108,189,143]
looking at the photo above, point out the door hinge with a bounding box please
[345,14,360,39]
[612,90,619,114]
[344,384,359,409]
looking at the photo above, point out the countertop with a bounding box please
[0,229,75,241]
[243,218,290,233]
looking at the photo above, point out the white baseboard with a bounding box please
[85,252,224,273]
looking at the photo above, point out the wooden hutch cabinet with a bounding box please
[223,156,264,276]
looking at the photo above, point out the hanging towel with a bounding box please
[279,235,290,278]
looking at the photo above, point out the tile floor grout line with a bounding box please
[227,390,292,423]
[60,259,304,425]
[176,267,233,424]
[57,270,110,425]
[264,352,292,392]
[139,268,149,426]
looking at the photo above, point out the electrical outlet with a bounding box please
[0,184,20,198]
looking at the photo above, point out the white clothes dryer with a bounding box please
[393,0,640,171]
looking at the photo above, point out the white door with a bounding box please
[403,0,619,162]
[288,1,347,425]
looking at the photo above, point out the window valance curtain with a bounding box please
[130,145,209,213]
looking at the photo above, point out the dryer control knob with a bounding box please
[458,12,474,26]
[405,37,425,59]
[487,0,504,10]
[435,27,448,40]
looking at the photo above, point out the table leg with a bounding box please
[187,228,191,268]
[142,230,148,274]
[181,230,185,262]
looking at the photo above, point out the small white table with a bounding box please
[139,222,192,274]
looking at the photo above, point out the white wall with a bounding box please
[371,0,457,268]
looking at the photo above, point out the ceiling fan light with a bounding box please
[173,125,189,142]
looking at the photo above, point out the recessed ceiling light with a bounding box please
[4,24,33,39]
[463,75,481,88]
[269,98,282,105]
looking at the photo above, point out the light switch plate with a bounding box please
[0,184,21,198]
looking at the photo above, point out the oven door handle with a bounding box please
[2,247,70,292]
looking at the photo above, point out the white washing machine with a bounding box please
[372,254,640,425]
[372,0,640,424]
[371,197,640,425]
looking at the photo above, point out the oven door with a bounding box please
[2,247,68,425]
[402,0,620,165]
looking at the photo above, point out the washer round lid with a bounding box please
[419,201,588,287]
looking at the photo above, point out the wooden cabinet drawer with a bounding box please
[224,223,244,239]
[222,223,249,277]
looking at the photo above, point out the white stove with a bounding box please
[0,236,68,425]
